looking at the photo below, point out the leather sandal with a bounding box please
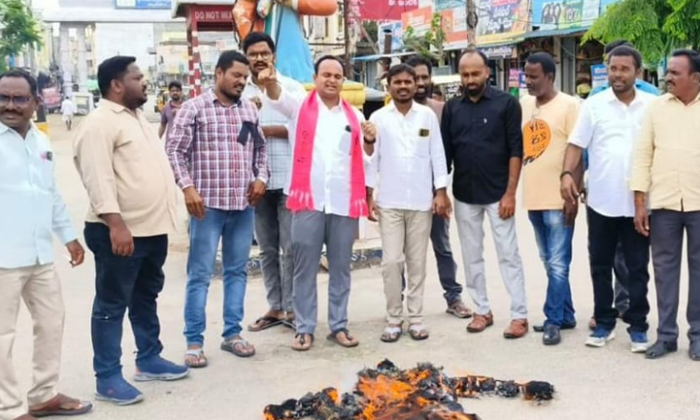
[29,393,93,417]
[467,312,494,333]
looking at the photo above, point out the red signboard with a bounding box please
[359,0,419,21]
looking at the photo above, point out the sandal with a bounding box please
[446,301,473,319]
[29,393,93,417]
[184,348,208,368]
[327,328,359,348]
[291,333,314,351]
[247,314,284,332]
[408,324,429,341]
[282,313,296,330]
[380,325,403,343]
[221,337,256,358]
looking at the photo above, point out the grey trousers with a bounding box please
[430,214,463,304]
[454,200,528,319]
[291,211,358,335]
[650,209,700,342]
[255,190,294,313]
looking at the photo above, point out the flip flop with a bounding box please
[291,333,314,351]
[184,348,208,368]
[327,328,359,348]
[408,324,429,341]
[380,325,403,343]
[446,301,473,319]
[29,393,93,417]
[247,315,284,332]
[221,338,256,358]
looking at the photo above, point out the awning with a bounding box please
[523,27,587,39]
[352,52,414,62]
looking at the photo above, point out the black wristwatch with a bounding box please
[560,171,574,180]
[364,137,377,144]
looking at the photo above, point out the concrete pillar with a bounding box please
[59,24,72,96]
[76,24,89,93]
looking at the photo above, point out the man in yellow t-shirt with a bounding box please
[520,52,580,346]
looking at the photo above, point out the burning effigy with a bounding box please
[264,359,555,420]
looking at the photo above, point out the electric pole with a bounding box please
[343,0,352,78]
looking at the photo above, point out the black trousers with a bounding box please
[587,207,650,333]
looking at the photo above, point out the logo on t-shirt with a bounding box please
[523,118,551,166]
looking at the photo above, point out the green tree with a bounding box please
[403,13,448,66]
[583,0,700,65]
[0,0,41,72]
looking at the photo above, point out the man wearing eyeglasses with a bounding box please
[0,70,92,420]
[241,32,308,333]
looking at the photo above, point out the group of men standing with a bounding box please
[3,29,700,420]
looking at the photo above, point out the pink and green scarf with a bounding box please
[286,90,368,219]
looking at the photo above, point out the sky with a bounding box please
[32,0,58,11]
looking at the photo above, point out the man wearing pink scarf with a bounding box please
[262,56,372,351]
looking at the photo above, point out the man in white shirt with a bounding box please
[241,33,308,333]
[0,70,92,420]
[262,55,371,351]
[60,96,75,131]
[561,46,655,352]
[364,64,450,342]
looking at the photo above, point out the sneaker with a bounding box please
[134,356,190,382]
[630,331,650,353]
[585,328,616,347]
[96,375,144,406]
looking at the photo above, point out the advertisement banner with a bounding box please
[377,21,405,52]
[435,0,467,12]
[359,0,419,21]
[401,6,433,37]
[591,64,607,89]
[114,0,171,9]
[475,0,531,45]
[532,0,600,30]
[441,6,468,44]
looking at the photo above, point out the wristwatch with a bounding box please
[363,137,377,144]
[560,171,574,180]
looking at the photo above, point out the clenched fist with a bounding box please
[361,121,377,141]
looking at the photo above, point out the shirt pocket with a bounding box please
[413,129,431,157]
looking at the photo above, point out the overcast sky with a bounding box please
[33,0,58,10]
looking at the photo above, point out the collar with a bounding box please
[387,100,417,114]
[101,98,130,114]
[316,93,341,112]
[602,86,645,106]
[207,89,241,107]
[666,90,700,104]
[0,120,37,137]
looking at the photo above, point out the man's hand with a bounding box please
[560,173,579,205]
[110,223,134,257]
[367,196,379,222]
[433,190,452,219]
[257,65,277,89]
[634,205,650,237]
[499,192,516,220]
[247,180,266,206]
[184,186,205,220]
[563,200,578,226]
[361,121,376,141]
[65,240,85,267]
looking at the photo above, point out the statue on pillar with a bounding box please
[232,0,338,83]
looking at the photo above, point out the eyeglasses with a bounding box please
[0,95,34,106]
[246,52,273,60]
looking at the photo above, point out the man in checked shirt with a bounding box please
[167,50,268,367]
[241,33,308,333]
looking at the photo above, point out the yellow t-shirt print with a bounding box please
[523,118,551,166]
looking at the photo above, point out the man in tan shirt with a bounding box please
[73,56,188,406]
[631,49,700,361]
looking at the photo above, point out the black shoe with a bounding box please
[689,340,700,361]
[543,325,561,346]
[533,322,576,333]
[645,340,678,359]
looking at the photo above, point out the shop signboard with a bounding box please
[401,6,433,37]
[532,0,601,30]
[475,0,531,45]
[591,63,607,89]
[359,0,419,21]
[114,0,171,9]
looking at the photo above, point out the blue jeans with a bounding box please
[528,210,576,327]
[84,223,167,379]
[184,207,254,346]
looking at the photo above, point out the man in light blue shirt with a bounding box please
[0,70,92,420]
